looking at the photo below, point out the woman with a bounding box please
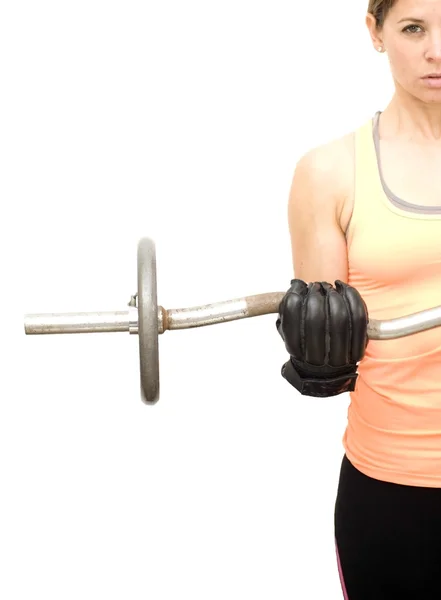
[277,0,441,597]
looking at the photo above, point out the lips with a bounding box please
[421,74,441,87]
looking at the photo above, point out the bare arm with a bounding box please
[287,144,349,284]
[277,142,368,397]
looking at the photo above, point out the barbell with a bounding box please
[24,236,441,405]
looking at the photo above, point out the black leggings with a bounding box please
[334,454,441,599]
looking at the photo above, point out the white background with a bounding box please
[1,1,394,598]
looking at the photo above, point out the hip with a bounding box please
[334,454,441,598]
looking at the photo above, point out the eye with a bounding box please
[403,24,423,33]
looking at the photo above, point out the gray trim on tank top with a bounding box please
[372,110,441,213]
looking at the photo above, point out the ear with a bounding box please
[365,13,384,51]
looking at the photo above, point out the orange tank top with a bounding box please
[344,111,441,487]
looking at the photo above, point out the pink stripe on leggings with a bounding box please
[335,539,349,599]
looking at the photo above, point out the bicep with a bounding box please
[287,148,349,284]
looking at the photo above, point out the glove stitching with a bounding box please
[340,282,353,364]
[324,283,330,365]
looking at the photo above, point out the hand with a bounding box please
[276,279,369,396]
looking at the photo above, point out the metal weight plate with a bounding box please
[137,237,160,404]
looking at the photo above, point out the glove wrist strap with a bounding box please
[281,359,358,397]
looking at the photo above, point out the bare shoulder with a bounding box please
[290,131,354,233]
[287,131,355,282]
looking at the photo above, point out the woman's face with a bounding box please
[367,0,441,102]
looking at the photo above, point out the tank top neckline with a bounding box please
[372,110,441,214]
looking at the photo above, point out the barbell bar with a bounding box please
[24,236,441,405]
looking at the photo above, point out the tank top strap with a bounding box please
[346,111,384,247]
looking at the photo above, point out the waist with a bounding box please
[344,368,441,487]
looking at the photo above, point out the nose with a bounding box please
[425,34,441,61]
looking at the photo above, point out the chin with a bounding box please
[420,89,441,103]
[400,83,441,103]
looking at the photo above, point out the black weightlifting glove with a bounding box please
[276,279,369,397]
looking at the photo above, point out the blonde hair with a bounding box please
[368,0,397,28]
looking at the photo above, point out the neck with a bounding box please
[382,93,441,143]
